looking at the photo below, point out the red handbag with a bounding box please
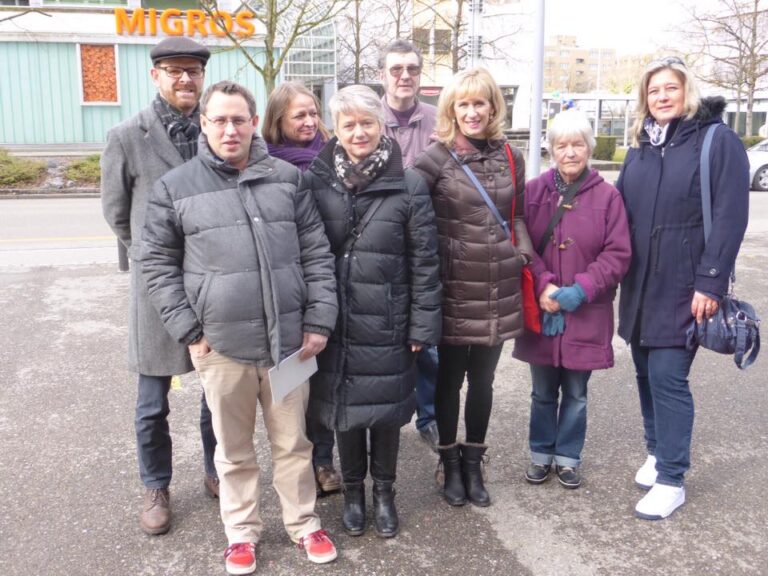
[505,144,542,334]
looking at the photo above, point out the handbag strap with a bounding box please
[536,169,588,255]
[449,149,511,240]
[338,196,385,256]
[699,123,736,286]
[735,315,760,369]
[504,144,519,245]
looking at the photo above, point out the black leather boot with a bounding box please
[342,482,366,536]
[372,481,398,538]
[461,443,490,507]
[438,443,467,506]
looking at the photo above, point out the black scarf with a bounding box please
[153,94,201,161]
[333,135,393,193]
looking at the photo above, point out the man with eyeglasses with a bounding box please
[141,80,339,574]
[378,39,440,452]
[100,36,217,536]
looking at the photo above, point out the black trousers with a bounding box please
[337,425,400,484]
[435,343,504,445]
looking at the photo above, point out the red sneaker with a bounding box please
[298,529,338,564]
[224,542,257,575]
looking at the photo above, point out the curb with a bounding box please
[0,188,99,199]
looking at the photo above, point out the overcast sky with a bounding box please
[543,0,698,56]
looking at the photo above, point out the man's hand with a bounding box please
[189,336,211,358]
[539,283,561,313]
[300,332,328,360]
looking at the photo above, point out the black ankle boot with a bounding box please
[461,443,490,507]
[438,444,467,506]
[372,481,398,538]
[342,482,366,536]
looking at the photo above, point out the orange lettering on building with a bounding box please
[209,11,233,37]
[148,8,158,35]
[235,11,255,38]
[186,10,208,37]
[114,8,255,37]
[115,8,145,35]
[160,9,184,36]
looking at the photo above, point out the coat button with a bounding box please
[253,217,260,222]
[709,267,717,275]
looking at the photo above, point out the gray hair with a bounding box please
[547,109,596,156]
[378,39,423,70]
[329,85,385,129]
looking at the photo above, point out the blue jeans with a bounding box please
[528,365,591,468]
[415,346,438,430]
[135,374,217,488]
[306,416,335,467]
[630,344,697,487]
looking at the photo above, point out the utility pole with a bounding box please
[528,0,544,178]
[468,0,483,67]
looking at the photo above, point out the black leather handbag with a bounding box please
[684,124,760,369]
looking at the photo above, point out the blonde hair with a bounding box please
[547,109,596,156]
[329,84,385,129]
[630,58,700,147]
[435,67,506,146]
[262,81,330,145]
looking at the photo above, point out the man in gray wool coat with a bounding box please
[100,36,218,536]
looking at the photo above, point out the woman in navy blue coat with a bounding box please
[617,57,749,520]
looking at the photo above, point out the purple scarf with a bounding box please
[267,132,325,172]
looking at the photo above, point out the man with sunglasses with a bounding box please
[141,80,339,574]
[100,36,217,536]
[378,39,440,452]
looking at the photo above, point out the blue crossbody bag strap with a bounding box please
[699,124,718,243]
[449,149,510,239]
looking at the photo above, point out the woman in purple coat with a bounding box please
[513,109,631,489]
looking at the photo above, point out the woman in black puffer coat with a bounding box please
[301,85,441,539]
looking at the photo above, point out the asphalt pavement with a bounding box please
[0,198,766,576]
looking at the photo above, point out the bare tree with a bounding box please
[201,0,350,94]
[684,0,768,136]
[335,0,412,85]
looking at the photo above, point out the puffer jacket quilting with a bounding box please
[141,136,338,366]
[413,135,534,346]
[303,138,442,432]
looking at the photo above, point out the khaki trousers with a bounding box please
[192,349,320,544]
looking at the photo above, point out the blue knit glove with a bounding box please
[542,312,566,336]
[550,283,587,312]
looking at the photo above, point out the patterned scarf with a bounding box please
[333,135,393,193]
[153,94,201,161]
[643,116,671,147]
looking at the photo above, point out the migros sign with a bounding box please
[115,8,256,37]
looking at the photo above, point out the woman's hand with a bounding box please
[411,344,423,353]
[691,291,720,324]
[539,283,561,313]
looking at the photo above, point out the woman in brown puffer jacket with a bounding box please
[413,67,534,508]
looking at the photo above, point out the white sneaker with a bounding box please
[634,455,657,490]
[635,483,685,520]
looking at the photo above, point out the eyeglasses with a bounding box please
[388,65,422,77]
[157,66,205,79]
[647,56,686,69]
[203,115,253,129]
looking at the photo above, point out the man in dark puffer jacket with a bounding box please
[142,81,339,574]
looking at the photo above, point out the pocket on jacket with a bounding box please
[196,272,214,321]
[679,238,696,289]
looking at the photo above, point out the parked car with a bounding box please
[747,139,768,191]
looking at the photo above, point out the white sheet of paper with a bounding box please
[268,348,318,404]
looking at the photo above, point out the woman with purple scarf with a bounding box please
[263,81,330,172]
[262,82,341,497]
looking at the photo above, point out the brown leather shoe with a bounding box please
[315,464,342,495]
[140,488,171,535]
[203,475,220,499]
